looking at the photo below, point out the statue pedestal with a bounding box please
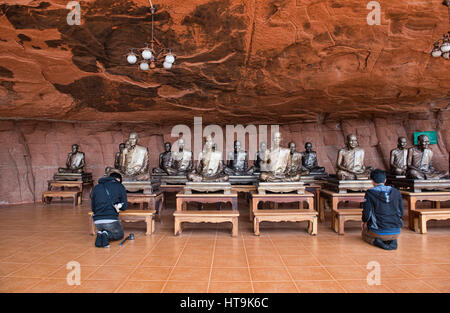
[122,181,160,194]
[53,172,92,182]
[151,173,188,185]
[300,173,328,184]
[184,182,232,194]
[228,175,259,185]
[326,177,372,193]
[388,178,450,193]
[257,182,305,194]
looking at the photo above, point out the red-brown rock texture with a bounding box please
[1,113,449,204]
[0,0,449,124]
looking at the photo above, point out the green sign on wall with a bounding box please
[414,131,437,145]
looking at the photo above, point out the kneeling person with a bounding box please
[362,169,403,250]
[91,173,128,247]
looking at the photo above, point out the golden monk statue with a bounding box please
[254,141,269,172]
[114,143,126,170]
[336,134,371,180]
[406,135,449,180]
[187,135,229,182]
[390,137,408,176]
[224,140,254,176]
[259,132,302,182]
[172,138,193,175]
[58,144,85,173]
[109,132,150,181]
[287,142,309,176]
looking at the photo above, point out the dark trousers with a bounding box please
[362,227,399,245]
[95,221,124,241]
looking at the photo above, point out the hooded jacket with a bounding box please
[91,176,128,221]
[362,184,404,235]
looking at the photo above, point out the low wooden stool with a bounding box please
[412,209,450,234]
[253,209,318,236]
[42,190,81,206]
[331,208,362,235]
[173,210,239,237]
[88,210,156,236]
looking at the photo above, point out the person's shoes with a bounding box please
[373,238,389,250]
[102,231,110,248]
[386,239,398,250]
[95,231,105,248]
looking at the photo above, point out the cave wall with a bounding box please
[0,113,449,205]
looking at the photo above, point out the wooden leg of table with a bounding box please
[307,198,314,211]
[176,197,182,212]
[145,216,152,235]
[89,216,95,235]
[73,196,77,206]
[307,220,312,234]
[338,215,345,235]
[309,217,318,235]
[254,217,260,236]
[250,199,258,221]
[408,197,415,230]
[435,201,441,209]
[419,215,427,234]
[174,217,181,236]
[231,218,238,237]
[152,217,156,234]
[413,215,419,233]
[319,197,325,223]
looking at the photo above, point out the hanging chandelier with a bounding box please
[431,1,450,59]
[126,0,175,71]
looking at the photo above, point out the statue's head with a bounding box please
[305,142,313,152]
[178,138,185,150]
[125,140,130,149]
[129,132,139,147]
[418,135,430,150]
[164,142,171,152]
[346,134,358,149]
[273,132,282,146]
[204,135,213,152]
[288,141,296,154]
[119,143,125,151]
[71,144,79,153]
[234,140,241,151]
[397,137,407,149]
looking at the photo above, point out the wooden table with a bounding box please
[160,184,184,193]
[127,192,165,219]
[47,180,93,204]
[42,190,81,206]
[401,191,450,233]
[319,189,365,235]
[175,192,239,236]
[305,184,321,215]
[250,191,317,235]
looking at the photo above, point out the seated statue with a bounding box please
[336,134,371,180]
[107,132,150,181]
[114,143,125,170]
[407,135,449,180]
[153,142,177,175]
[301,142,326,174]
[390,137,408,176]
[259,132,301,182]
[254,141,269,172]
[224,140,254,175]
[187,135,229,182]
[171,138,193,175]
[287,142,309,176]
[58,144,85,173]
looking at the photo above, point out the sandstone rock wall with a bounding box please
[0,113,448,204]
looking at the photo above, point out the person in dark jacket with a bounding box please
[91,173,128,247]
[362,169,404,250]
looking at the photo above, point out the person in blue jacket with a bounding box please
[91,173,128,247]
[362,169,404,250]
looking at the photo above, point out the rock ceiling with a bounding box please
[0,0,449,125]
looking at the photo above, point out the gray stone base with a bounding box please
[388,178,450,193]
[122,181,160,194]
[53,172,92,182]
[257,182,305,194]
[152,173,188,185]
[326,178,372,193]
[228,175,259,185]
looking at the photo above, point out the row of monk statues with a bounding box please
[54,132,448,185]
[390,135,448,179]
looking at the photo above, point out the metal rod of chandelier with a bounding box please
[125,0,176,70]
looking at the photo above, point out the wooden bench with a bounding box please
[88,210,156,236]
[173,210,239,237]
[47,180,93,205]
[42,190,81,206]
[412,208,450,234]
[253,209,318,236]
[126,192,164,219]
[331,208,362,235]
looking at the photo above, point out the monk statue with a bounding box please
[171,138,193,175]
[301,142,326,174]
[58,144,85,173]
[406,135,449,180]
[259,132,301,182]
[108,132,150,181]
[114,143,126,170]
[224,140,254,176]
[153,142,176,175]
[187,135,229,182]
[254,141,269,172]
[336,134,371,180]
[287,142,309,176]
[390,137,408,176]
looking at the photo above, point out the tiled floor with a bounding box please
[0,197,449,293]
